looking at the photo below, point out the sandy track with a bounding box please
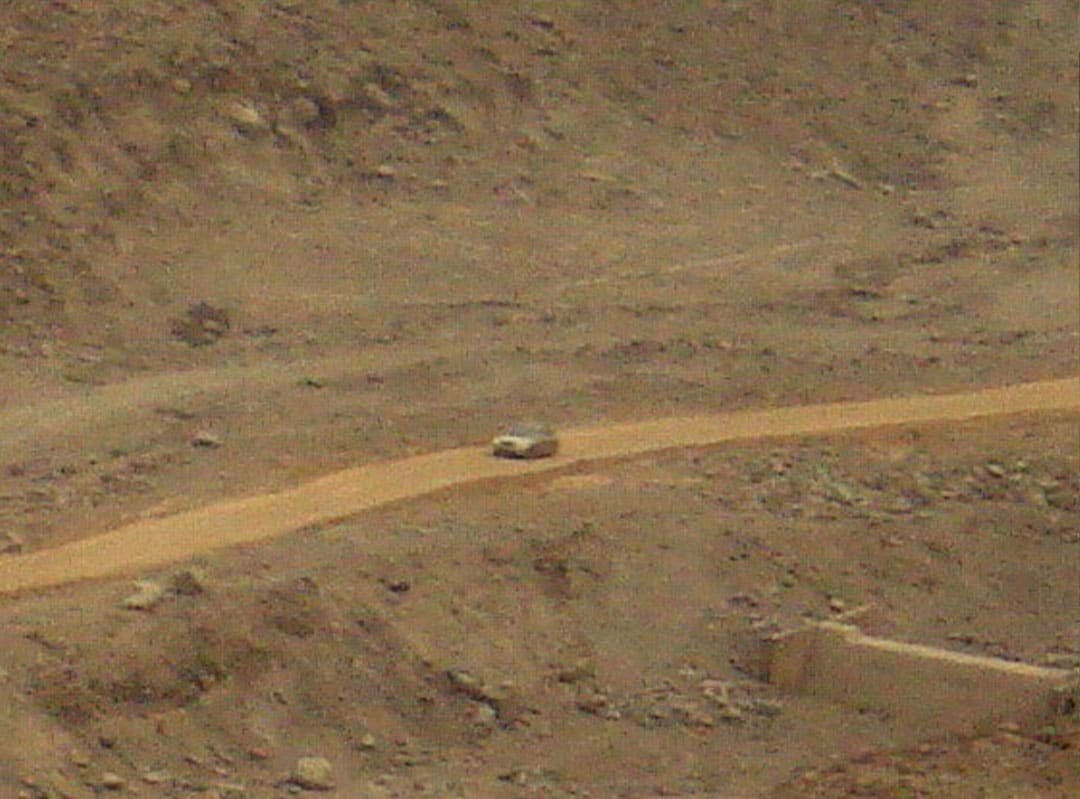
[2,377,1077,597]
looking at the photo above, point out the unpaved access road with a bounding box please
[1,377,1077,596]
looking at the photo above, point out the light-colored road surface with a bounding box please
[1,377,1077,596]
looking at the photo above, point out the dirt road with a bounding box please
[2,377,1076,597]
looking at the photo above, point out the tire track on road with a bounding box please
[1,378,1077,596]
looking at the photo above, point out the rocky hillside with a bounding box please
[2,1,1074,351]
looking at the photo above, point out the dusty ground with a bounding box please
[1,414,1078,798]
[0,1,1078,797]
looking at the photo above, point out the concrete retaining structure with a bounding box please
[768,621,1076,739]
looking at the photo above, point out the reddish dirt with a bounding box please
[0,1,1077,797]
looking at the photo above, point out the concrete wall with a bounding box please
[768,621,1076,739]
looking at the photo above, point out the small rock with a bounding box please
[577,693,611,715]
[828,597,847,613]
[828,162,862,189]
[912,209,947,229]
[59,769,99,797]
[191,431,223,449]
[578,169,617,183]
[647,704,671,722]
[827,481,858,505]
[0,531,24,555]
[717,704,745,722]
[701,679,733,701]
[70,750,91,768]
[170,568,207,596]
[467,702,498,726]
[287,97,322,126]
[555,661,596,684]
[221,98,269,134]
[358,82,395,111]
[358,733,377,750]
[171,78,193,94]
[985,463,1007,478]
[275,123,313,152]
[142,771,169,785]
[291,757,334,791]
[122,580,168,611]
[445,669,491,701]
[174,302,231,347]
[100,772,126,790]
[684,707,716,727]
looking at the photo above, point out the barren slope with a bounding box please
[1,410,1077,798]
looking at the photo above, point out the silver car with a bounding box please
[491,422,559,459]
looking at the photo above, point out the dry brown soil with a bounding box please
[0,1,1078,797]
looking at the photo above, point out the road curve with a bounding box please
[2,377,1077,597]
